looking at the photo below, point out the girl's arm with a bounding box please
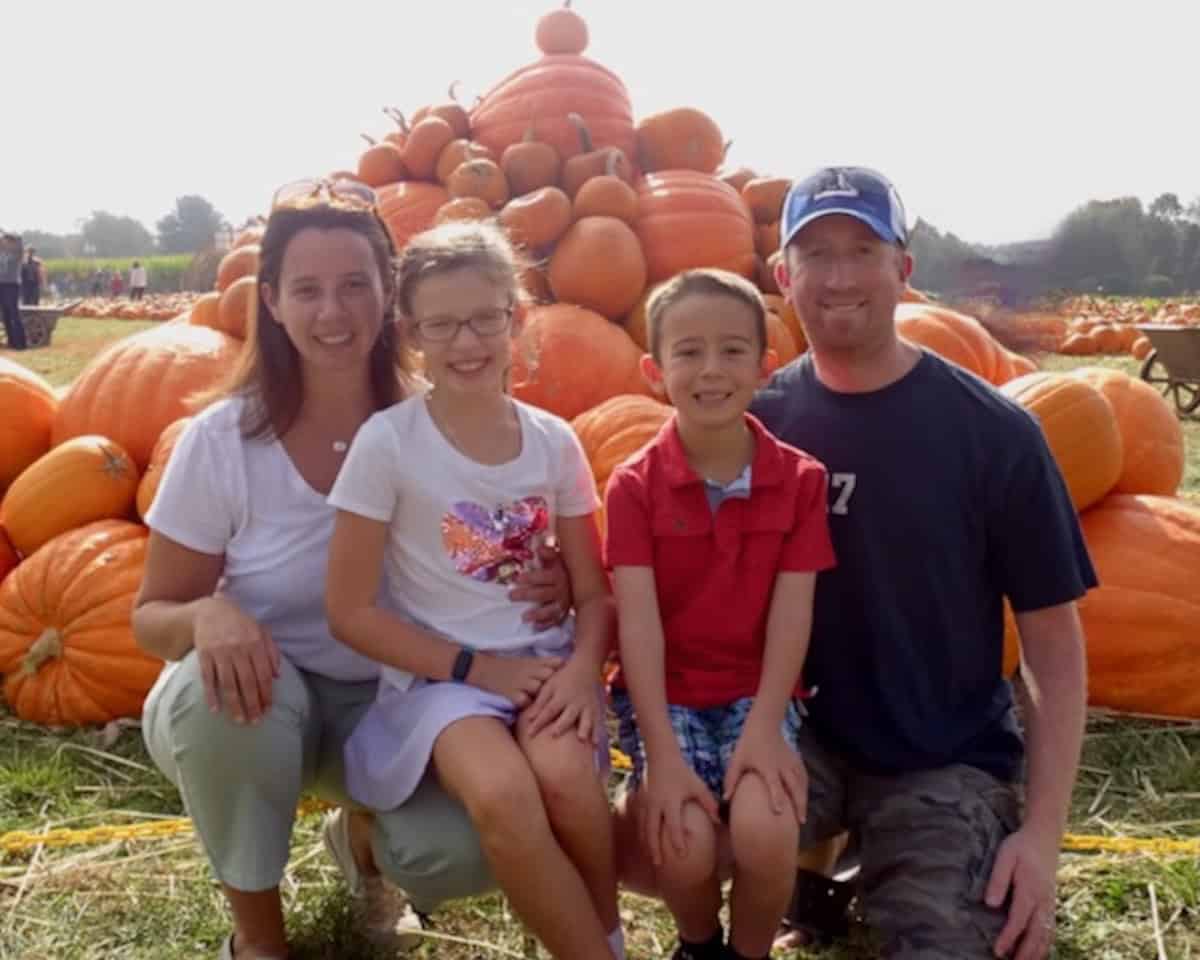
[549,514,612,672]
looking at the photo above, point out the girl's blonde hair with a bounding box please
[395,221,528,318]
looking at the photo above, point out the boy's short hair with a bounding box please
[644,268,768,363]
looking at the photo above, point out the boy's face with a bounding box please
[641,292,769,428]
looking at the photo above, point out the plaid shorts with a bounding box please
[612,690,805,802]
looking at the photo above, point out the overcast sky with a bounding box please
[5,0,1196,245]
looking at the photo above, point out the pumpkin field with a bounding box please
[3,3,1200,957]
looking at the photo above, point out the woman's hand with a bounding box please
[470,653,563,709]
[509,537,571,631]
[193,596,281,725]
[523,657,599,741]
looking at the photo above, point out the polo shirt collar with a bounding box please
[656,412,786,490]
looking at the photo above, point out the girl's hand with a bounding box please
[193,596,281,725]
[723,715,808,828]
[523,658,598,741]
[509,538,571,631]
[471,653,563,708]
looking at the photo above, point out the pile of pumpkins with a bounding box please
[0,2,1197,728]
[69,293,203,323]
[1003,295,1200,359]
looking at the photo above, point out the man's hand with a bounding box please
[510,538,570,630]
[985,826,1059,960]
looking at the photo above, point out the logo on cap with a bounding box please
[812,169,860,202]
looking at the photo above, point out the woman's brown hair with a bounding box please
[199,203,418,439]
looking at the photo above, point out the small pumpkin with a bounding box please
[0,520,162,727]
[136,417,192,520]
[759,251,783,295]
[217,275,257,340]
[411,82,471,138]
[434,197,493,225]
[999,371,1123,511]
[0,357,58,493]
[719,165,758,194]
[500,122,562,197]
[447,158,511,209]
[535,0,588,55]
[741,177,791,224]
[756,221,779,259]
[436,139,496,186]
[572,155,639,224]
[381,107,410,150]
[499,186,573,252]
[0,435,140,557]
[765,312,798,366]
[562,113,633,198]
[215,244,260,294]
[635,107,725,175]
[1131,335,1153,360]
[356,136,408,187]
[188,291,223,332]
[548,216,647,320]
[377,181,452,249]
[403,116,457,181]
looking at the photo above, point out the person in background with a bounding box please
[110,268,125,299]
[20,247,45,306]
[0,233,26,350]
[130,260,148,300]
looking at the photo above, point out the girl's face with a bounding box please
[261,226,388,374]
[409,267,515,400]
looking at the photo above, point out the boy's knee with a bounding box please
[729,773,799,872]
[658,799,719,884]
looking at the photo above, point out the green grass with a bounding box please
[0,316,159,388]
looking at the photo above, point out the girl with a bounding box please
[325,222,623,960]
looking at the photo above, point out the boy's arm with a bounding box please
[747,570,816,727]
[611,565,678,761]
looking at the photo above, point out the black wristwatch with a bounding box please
[451,645,476,683]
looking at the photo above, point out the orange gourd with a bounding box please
[500,123,562,197]
[635,107,725,175]
[0,436,139,557]
[436,139,496,186]
[0,520,163,726]
[0,357,57,493]
[52,324,241,471]
[999,372,1123,511]
[403,116,457,181]
[499,187,573,251]
[136,417,192,520]
[511,304,652,420]
[572,160,639,224]
[446,158,511,209]
[356,137,408,187]
[548,216,647,320]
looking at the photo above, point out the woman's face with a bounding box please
[261,226,389,373]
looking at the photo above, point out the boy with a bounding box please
[605,268,835,960]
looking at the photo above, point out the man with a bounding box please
[129,260,148,301]
[20,247,45,306]
[615,168,1093,960]
[0,233,26,350]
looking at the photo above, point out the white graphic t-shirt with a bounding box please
[328,394,599,692]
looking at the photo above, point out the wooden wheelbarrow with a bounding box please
[15,302,81,349]
[1136,324,1200,418]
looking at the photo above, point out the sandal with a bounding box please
[217,932,288,960]
[775,869,856,949]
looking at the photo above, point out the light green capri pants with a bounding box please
[142,651,493,913]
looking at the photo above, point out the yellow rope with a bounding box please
[2,747,1197,858]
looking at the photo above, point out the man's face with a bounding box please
[777,214,912,358]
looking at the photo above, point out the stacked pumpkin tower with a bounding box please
[0,2,1196,727]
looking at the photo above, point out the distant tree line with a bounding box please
[910,193,1200,303]
[14,195,228,259]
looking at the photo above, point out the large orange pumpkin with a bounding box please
[0,528,17,582]
[215,245,260,294]
[470,55,636,172]
[511,304,651,420]
[136,417,192,520]
[1071,367,1184,497]
[548,216,647,320]
[51,324,241,471]
[0,436,140,557]
[1076,495,1200,718]
[635,171,756,283]
[894,303,1001,383]
[0,357,58,493]
[571,393,673,533]
[634,107,725,175]
[1000,372,1123,511]
[0,520,162,726]
[376,181,451,250]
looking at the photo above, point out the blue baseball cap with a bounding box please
[779,166,908,249]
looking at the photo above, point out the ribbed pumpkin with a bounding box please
[635,171,756,283]
[0,436,140,557]
[1076,495,1200,718]
[216,275,257,340]
[511,304,651,420]
[1000,372,1123,511]
[0,357,58,493]
[215,244,260,294]
[0,520,162,726]
[377,181,451,249]
[548,216,646,319]
[572,393,673,533]
[0,528,17,582]
[635,107,725,175]
[188,291,223,333]
[136,417,192,520]
[895,303,1001,383]
[1071,367,1184,496]
[51,324,241,471]
[470,55,636,171]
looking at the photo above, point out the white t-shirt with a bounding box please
[129,266,148,288]
[327,395,599,692]
[146,396,382,683]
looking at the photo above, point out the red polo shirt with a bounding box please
[604,413,835,708]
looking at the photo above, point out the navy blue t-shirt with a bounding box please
[750,351,1097,782]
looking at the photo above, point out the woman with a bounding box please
[134,180,567,960]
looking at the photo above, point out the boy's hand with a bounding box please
[642,753,720,866]
[523,657,598,741]
[471,653,563,709]
[724,716,808,827]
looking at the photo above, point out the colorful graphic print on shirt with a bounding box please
[441,496,550,586]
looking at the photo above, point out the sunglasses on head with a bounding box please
[270,177,377,212]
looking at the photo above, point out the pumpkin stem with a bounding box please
[604,150,619,178]
[448,80,461,103]
[99,442,132,480]
[567,112,593,153]
[383,107,409,133]
[361,133,378,146]
[20,628,63,679]
[722,139,733,161]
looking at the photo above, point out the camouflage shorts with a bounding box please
[795,725,1022,959]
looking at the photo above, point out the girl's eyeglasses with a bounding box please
[271,178,377,212]
[414,307,513,342]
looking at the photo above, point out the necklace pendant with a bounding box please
[332,440,348,453]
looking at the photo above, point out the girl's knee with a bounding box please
[729,773,800,872]
[524,731,602,810]
[459,755,545,836]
